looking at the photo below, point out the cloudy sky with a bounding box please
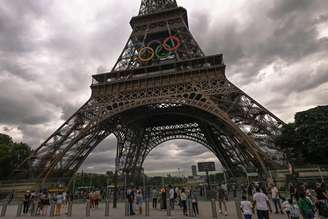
[1,0,327,174]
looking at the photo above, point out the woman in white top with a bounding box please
[241,195,254,219]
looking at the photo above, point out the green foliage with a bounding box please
[275,106,328,165]
[0,133,31,180]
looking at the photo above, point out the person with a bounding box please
[40,192,50,216]
[95,190,101,208]
[190,188,199,216]
[89,191,95,209]
[289,183,296,203]
[152,188,159,209]
[288,199,300,219]
[169,185,175,209]
[180,188,188,216]
[248,184,254,200]
[217,184,228,215]
[298,192,315,219]
[136,190,144,215]
[232,184,237,198]
[160,187,167,210]
[315,183,328,219]
[240,195,253,219]
[253,187,272,219]
[23,191,31,215]
[271,185,283,214]
[55,192,64,216]
[127,187,136,215]
[29,191,37,215]
[316,182,328,200]
[281,197,291,219]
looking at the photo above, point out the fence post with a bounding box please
[105,200,110,216]
[0,202,8,217]
[16,202,23,217]
[86,200,91,217]
[211,199,218,219]
[67,201,73,217]
[166,199,171,216]
[125,200,129,216]
[188,198,193,217]
[145,198,149,216]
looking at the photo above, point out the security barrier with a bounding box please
[16,202,22,217]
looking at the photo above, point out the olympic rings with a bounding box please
[163,35,181,51]
[135,36,181,62]
[147,40,162,48]
[138,47,155,62]
[155,44,171,59]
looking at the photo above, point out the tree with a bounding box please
[275,106,328,165]
[0,133,32,180]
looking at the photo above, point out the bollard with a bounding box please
[86,200,91,217]
[188,198,193,217]
[0,202,8,217]
[145,198,150,216]
[125,200,129,216]
[105,200,110,216]
[211,199,218,219]
[49,203,55,217]
[16,202,23,217]
[234,199,243,219]
[67,201,73,217]
[166,199,171,216]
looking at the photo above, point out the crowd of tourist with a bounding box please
[126,185,199,216]
[19,180,328,218]
[22,190,69,216]
[21,189,102,216]
[239,181,328,219]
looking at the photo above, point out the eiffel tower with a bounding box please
[13,0,285,186]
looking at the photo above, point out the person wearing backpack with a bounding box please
[288,199,300,219]
[316,199,328,219]
[298,192,315,219]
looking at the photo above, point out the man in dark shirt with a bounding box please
[316,182,328,200]
[23,191,31,214]
[127,187,135,215]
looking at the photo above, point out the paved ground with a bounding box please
[2,201,289,219]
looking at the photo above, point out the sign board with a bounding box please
[246,172,258,177]
[198,162,216,172]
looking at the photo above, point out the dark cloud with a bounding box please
[191,0,328,86]
[273,62,328,94]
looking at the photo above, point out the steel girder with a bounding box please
[111,5,203,72]
[12,0,286,186]
[139,0,177,16]
[12,66,285,184]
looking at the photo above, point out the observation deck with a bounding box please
[91,54,225,87]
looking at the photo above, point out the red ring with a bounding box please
[163,36,181,51]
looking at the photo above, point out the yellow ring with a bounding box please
[138,47,155,62]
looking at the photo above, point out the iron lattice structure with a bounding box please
[13,0,285,185]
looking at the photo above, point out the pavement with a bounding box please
[2,201,289,219]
